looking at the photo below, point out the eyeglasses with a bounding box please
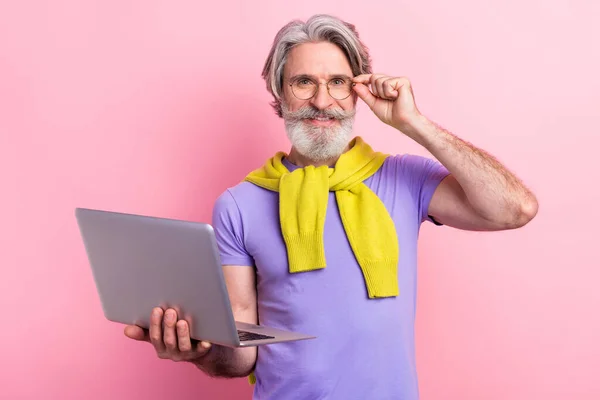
[289,76,355,100]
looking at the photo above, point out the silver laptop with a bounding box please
[75,207,315,347]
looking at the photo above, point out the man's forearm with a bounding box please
[400,114,538,227]
[192,345,255,378]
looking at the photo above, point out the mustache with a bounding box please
[282,105,356,121]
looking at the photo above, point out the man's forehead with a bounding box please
[284,42,353,78]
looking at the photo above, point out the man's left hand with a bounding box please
[352,74,421,132]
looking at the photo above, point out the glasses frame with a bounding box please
[288,76,356,101]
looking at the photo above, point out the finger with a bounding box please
[353,73,384,88]
[196,340,212,355]
[352,83,377,109]
[124,325,149,341]
[382,79,399,99]
[352,74,372,84]
[371,76,385,97]
[149,307,166,353]
[177,321,212,358]
[163,308,179,353]
[392,77,411,91]
[367,74,385,97]
[374,76,387,98]
[176,320,193,353]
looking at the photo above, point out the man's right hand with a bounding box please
[123,266,258,378]
[124,307,212,363]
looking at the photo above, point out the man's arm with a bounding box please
[403,115,538,231]
[193,265,258,378]
[352,74,538,231]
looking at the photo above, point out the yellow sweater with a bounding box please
[244,136,400,299]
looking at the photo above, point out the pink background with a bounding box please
[1,1,598,399]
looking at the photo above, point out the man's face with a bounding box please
[281,41,357,162]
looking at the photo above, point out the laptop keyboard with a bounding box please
[238,330,275,341]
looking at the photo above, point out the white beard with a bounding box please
[281,103,356,162]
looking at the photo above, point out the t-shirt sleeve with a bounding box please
[397,154,451,224]
[211,189,255,266]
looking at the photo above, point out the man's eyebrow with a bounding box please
[329,74,353,80]
[288,74,313,82]
[288,73,353,82]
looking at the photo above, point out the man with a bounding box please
[124,14,538,399]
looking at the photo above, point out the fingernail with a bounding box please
[166,310,175,322]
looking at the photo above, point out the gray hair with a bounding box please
[261,14,372,117]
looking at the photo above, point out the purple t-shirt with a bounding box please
[211,153,450,400]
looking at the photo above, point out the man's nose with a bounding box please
[309,83,334,110]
